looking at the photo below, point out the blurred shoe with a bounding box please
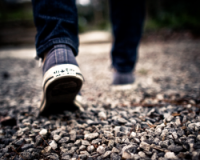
[112,71,135,85]
[39,44,83,115]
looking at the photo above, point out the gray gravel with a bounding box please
[0,37,200,159]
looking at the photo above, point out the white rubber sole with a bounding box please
[39,64,83,115]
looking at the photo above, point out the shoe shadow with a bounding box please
[39,103,80,116]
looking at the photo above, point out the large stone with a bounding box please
[87,145,95,152]
[138,151,148,158]
[112,147,120,153]
[140,142,151,151]
[84,133,99,140]
[53,134,61,141]
[175,117,181,126]
[192,151,200,160]
[91,138,102,144]
[171,132,178,139]
[117,118,127,124]
[80,151,90,156]
[188,122,200,131]
[161,129,168,137]
[79,145,86,151]
[62,155,71,160]
[59,137,70,143]
[98,111,107,119]
[122,144,138,156]
[47,153,59,160]
[49,140,58,150]
[102,151,112,158]
[151,152,157,160]
[164,152,179,160]
[130,132,137,138]
[122,151,135,159]
[82,140,90,146]
[70,130,76,141]
[14,138,25,146]
[21,144,34,151]
[155,128,162,136]
[97,146,105,154]
[110,153,121,160]
[197,135,200,141]
[74,139,81,145]
[41,146,51,154]
[159,140,169,148]
[104,131,113,138]
[168,144,183,152]
[21,152,32,160]
[108,140,115,149]
[39,129,47,136]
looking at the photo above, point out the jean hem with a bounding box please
[112,64,135,73]
[36,38,78,58]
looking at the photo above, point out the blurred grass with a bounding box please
[144,14,200,34]
[0,1,33,22]
[0,9,33,21]
[78,18,111,33]
[145,0,200,34]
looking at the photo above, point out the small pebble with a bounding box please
[97,146,105,154]
[39,129,47,136]
[49,140,57,150]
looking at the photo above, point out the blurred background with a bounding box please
[0,0,200,46]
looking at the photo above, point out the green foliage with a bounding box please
[0,9,33,21]
[1,0,200,34]
[145,0,200,33]
[0,2,33,23]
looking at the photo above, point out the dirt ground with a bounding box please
[0,31,200,160]
[0,31,200,107]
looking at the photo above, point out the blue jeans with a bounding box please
[32,0,145,73]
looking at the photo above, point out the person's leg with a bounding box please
[32,0,79,59]
[32,0,83,115]
[109,0,145,84]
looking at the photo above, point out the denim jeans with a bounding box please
[32,0,145,73]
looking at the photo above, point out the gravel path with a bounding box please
[0,37,200,160]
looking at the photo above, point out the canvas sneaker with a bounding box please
[112,71,134,85]
[39,44,83,115]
